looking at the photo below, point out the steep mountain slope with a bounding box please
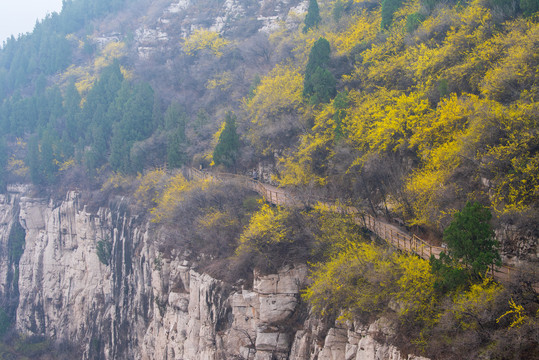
[0,0,538,358]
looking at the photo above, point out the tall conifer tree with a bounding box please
[303,38,336,104]
[303,0,322,33]
[213,112,240,170]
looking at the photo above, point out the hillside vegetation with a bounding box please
[0,0,536,236]
[0,0,538,358]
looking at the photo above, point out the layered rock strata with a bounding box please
[0,189,427,359]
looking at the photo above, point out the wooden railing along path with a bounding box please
[188,168,524,285]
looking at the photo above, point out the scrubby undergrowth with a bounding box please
[118,172,539,359]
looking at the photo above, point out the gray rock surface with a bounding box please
[0,184,429,360]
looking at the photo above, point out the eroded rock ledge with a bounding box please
[0,189,428,359]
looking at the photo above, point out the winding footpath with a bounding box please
[188,168,535,289]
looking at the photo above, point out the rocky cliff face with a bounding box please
[109,0,308,60]
[0,187,427,359]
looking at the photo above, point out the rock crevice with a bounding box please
[0,188,428,360]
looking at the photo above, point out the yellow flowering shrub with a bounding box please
[497,298,528,328]
[183,29,230,57]
[242,63,305,153]
[133,169,167,208]
[326,10,380,56]
[451,277,503,331]
[278,101,339,186]
[101,172,132,192]
[237,204,291,254]
[206,71,233,90]
[302,241,398,318]
[151,173,209,223]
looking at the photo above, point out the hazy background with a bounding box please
[1,0,63,44]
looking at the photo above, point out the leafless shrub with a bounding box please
[157,181,259,260]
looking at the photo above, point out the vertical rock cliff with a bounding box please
[0,188,427,359]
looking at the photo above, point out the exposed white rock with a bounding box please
[211,0,246,32]
[6,183,31,193]
[15,191,114,357]
[168,0,190,13]
[319,328,348,360]
[93,34,121,49]
[255,329,290,352]
[258,15,281,33]
[258,0,307,33]
[254,265,308,294]
[259,294,297,323]
[0,183,431,360]
[136,27,169,43]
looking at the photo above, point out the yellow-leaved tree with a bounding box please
[151,173,209,223]
[278,100,339,187]
[183,29,230,57]
[344,88,430,157]
[134,168,167,209]
[242,63,305,154]
[237,203,292,255]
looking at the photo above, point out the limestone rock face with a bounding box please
[0,186,429,360]
[123,0,307,59]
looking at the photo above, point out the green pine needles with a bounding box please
[303,0,322,33]
[443,201,501,276]
[381,0,404,29]
[303,38,336,104]
[430,202,502,292]
[213,112,240,169]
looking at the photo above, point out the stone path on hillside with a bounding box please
[188,168,535,290]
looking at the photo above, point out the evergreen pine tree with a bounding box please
[381,0,404,29]
[26,135,41,185]
[309,67,336,104]
[303,0,322,33]
[167,126,186,169]
[213,112,240,170]
[521,0,539,16]
[109,82,155,173]
[164,103,186,131]
[443,201,501,276]
[40,128,58,185]
[303,38,336,104]
[64,81,81,141]
[164,103,187,168]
